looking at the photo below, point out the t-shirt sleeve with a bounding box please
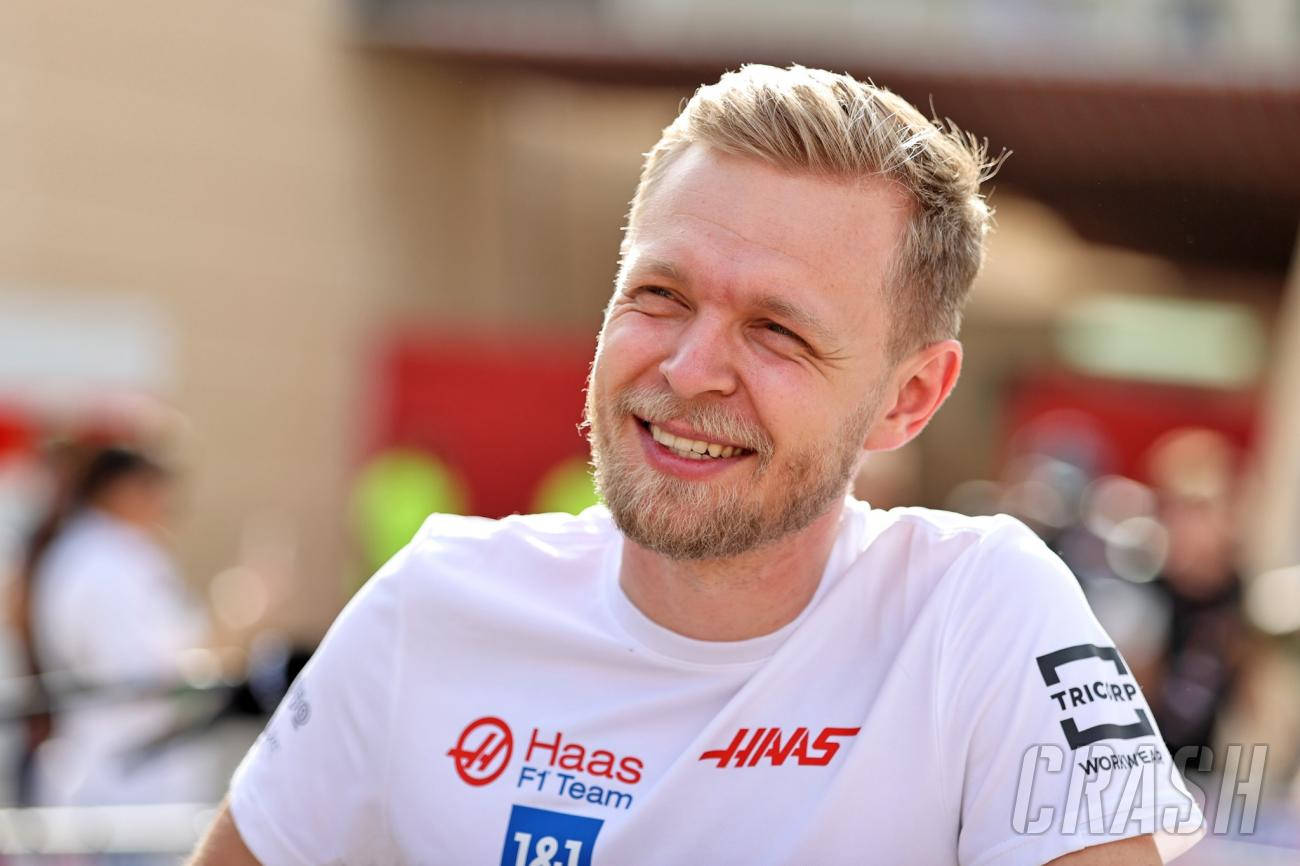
[937,519,1205,866]
[227,547,408,865]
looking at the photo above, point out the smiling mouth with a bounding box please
[636,418,753,461]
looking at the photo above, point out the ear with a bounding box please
[863,339,963,452]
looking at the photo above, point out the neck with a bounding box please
[618,498,847,641]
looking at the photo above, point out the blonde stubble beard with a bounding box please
[584,381,881,561]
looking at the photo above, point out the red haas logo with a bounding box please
[699,726,861,768]
[448,716,514,786]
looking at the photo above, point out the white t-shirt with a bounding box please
[230,500,1205,865]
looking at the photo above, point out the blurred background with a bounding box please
[1,0,1298,861]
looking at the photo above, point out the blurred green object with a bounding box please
[352,449,468,576]
[532,456,599,515]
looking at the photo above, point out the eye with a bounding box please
[760,320,809,348]
[633,286,684,310]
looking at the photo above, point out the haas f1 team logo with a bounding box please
[699,726,861,768]
[448,716,514,786]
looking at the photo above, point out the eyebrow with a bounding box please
[752,294,837,347]
[631,256,685,284]
[629,256,837,348]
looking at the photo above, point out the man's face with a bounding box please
[586,144,911,560]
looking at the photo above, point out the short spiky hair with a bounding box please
[626,64,997,360]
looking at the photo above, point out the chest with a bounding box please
[383,639,954,865]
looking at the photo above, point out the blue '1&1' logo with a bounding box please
[500,804,603,866]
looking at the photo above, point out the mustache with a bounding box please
[609,386,774,458]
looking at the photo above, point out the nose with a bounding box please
[658,317,739,400]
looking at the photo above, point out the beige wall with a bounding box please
[353,55,678,328]
[1,1,386,635]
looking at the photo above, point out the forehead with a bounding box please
[627,145,911,314]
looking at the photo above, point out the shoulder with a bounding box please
[406,506,616,562]
[851,501,1060,577]
[370,506,618,600]
[872,502,1036,549]
[891,503,1066,570]
[921,510,1083,611]
[872,508,1100,662]
[846,501,1083,615]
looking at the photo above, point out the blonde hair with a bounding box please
[627,64,998,359]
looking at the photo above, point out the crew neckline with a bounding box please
[602,498,863,667]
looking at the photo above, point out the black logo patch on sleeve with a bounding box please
[1035,643,1154,750]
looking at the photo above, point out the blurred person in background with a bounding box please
[23,446,212,807]
[1143,429,1248,760]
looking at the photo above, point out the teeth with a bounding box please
[649,424,743,460]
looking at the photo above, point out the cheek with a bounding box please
[741,364,827,440]
[597,315,676,383]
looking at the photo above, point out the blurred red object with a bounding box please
[362,329,596,518]
[1001,370,1256,481]
[0,404,35,459]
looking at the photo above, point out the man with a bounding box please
[193,65,1204,864]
